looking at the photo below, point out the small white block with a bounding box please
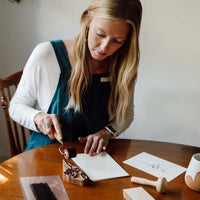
[123,187,155,200]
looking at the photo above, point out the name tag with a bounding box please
[100,77,111,82]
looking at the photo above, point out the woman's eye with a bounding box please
[114,40,123,44]
[97,33,105,38]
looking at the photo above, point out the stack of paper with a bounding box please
[123,187,155,200]
[72,151,129,181]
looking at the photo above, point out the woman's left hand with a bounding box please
[78,128,113,156]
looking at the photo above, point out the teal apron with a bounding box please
[25,40,111,151]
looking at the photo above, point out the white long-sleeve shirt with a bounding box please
[9,41,134,137]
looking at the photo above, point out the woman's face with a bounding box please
[87,18,130,61]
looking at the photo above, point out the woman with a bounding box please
[9,0,142,156]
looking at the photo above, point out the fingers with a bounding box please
[34,112,62,141]
[78,137,87,143]
[96,139,105,154]
[79,129,111,156]
[44,119,54,140]
[52,115,62,142]
[84,135,94,155]
[86,137,106,156]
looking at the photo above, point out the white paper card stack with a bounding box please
[123,187,155,200]
[72,151,129,181]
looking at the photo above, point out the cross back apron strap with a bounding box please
[25,40,71,151]
[25,39,111,151]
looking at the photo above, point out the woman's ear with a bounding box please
[86,19,92,29]
[86,22,90,29]
[82,10,92,28]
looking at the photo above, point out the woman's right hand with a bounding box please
[34,112,63,142]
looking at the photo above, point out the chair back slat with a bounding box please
[0,70,31,157]
[20,126,27,150]
[7,87,12,101]
[12,120,22,153]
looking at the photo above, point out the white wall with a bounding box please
[119,0,200,146]
[0,0,200,158]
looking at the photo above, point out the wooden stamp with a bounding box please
[131,176,167,193]
[63,159,92,186]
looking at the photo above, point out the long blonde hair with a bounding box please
[66,0,142,129]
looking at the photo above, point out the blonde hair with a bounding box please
[66,0,142,129]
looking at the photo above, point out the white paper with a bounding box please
[72,151,129,181]
[123,187,155,200]
[123,152,186,182]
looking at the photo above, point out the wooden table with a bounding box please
[0,139,200,200]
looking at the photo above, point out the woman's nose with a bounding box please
[100,38,110,52]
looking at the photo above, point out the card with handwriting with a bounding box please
[123,152,186,182]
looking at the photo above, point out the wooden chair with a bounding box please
[0,70,31,157]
